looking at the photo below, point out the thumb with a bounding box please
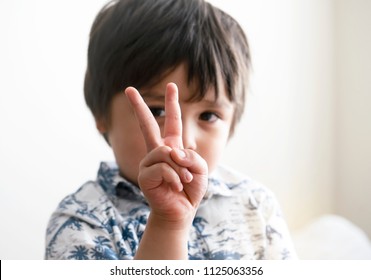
[170,148,208,175]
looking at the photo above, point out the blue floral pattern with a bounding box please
[45,162,297,260]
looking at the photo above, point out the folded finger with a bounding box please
[138,163,183,192]
[140,146,193,184]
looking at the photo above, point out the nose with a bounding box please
[182,120,197,151]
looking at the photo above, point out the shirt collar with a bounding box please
[97,162,144,201]
[204,171,233,200]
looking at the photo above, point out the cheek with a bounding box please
[110,127,147,184]
[198,128,230,173]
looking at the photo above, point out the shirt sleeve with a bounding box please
[45,214,121,260]
[45,183,139,260]
[260,191,298,260]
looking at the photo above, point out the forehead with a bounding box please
[139,63,232,104]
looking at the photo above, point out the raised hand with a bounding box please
[125,83,208,227]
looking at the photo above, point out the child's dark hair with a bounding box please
[84,0,251,135]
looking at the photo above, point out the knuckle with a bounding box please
[158,162,171,174]
[158,145,172,154]
[152,146,172,160]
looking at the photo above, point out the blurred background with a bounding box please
[0,0,370,259]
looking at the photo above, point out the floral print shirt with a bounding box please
[45,162,297,260]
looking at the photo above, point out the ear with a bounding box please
[95,117,111,145]
[95,117,107,134]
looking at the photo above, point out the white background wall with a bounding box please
[333,0,371,237]
[0,0,370,259]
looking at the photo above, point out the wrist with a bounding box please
[147,211,194,233]
[134,212,192,259]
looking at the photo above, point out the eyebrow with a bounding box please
[200,97,234,109]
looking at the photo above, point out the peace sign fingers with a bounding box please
[125,83,184,151]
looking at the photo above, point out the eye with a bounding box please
[149,107,165,118]
[199,111,219,122]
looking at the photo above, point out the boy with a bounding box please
[45,0,297,259]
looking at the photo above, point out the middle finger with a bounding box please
[164,83,183,149]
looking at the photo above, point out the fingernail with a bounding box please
[177,149,186,158]
[185,170,193,182]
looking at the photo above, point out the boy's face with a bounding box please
[99,63,235,185]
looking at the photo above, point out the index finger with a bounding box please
[164,83,183,149]
[125,87,162,151]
